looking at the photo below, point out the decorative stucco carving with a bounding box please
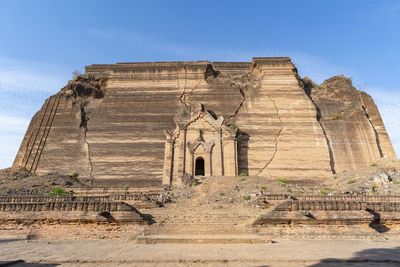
[162,104,238,186]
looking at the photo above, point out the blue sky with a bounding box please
[0,0,399,168]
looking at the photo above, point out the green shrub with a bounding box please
[69,172,78,180]
[243,195,251,201]
[49,187,71,196]
[191,181,199,187]
[277,178,287,184]
[347,179,356,184]
[238,172,247,177]
[330,113,342,120]
[219,192,225,196]
[260,186,267,190]
[370,162,378,167]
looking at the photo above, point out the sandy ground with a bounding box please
[1,238,400,266]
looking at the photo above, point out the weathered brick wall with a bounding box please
[297,195,400,202]
[274,200,400,212]
[0,201,133,212]
[13,58,396,187]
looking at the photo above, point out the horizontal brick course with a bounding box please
[0,201,133,212]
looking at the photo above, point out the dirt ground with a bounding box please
[1,238,400,266]
[0,167,88,195]
[165,158,400,208]
[1,158,399,201]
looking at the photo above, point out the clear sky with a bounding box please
[0,0,399,168]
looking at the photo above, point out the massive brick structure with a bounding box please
[12,57,397,187]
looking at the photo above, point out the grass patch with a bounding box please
[238,172,247,177]
[243,195,251,201]
[260,186,267,190]
[320,190,327,195]
[49,187,71,196]
[219,192,225,197]
[277,178,287,184]
[191,181,199,187]
[370,162,378,167]
[347,179,356,184]
[330,112,342,120]
[69,172,78,180]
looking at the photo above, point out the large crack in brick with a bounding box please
[362,104,384,158]
[256,92,286,176]
[80,105,93,185]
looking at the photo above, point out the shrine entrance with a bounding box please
[195,157,205,176]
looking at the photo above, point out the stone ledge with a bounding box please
[274,200,400,212]
[0,201,133,212]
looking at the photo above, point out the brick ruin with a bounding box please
[11,57,397,187]
[3,57,399,241]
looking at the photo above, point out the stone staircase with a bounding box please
[135,205,270,243]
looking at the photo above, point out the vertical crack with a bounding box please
[256,122,286,176]
[228,88,246,123]
[301,77,336,174]
[178,64,208,110]
[179,65,189,106]
[256,93,286,175]
[80,106,93,185]
[362,105,384,158]
[308,99,336,174]
[359,92,383,158]
[226,67,261,124]
[317,108,336,174]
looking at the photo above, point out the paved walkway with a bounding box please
[1,238,400,266]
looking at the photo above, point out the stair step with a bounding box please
[133,235,271,244]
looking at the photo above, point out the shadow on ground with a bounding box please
[0,261,58,266]
[309,246,400,266]
[0,238,26,243]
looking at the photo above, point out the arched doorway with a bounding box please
[195,157,205,176]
